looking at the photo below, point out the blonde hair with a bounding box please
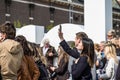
[105,41,119,64]
[28,42,47,66]
[57,46,69,65]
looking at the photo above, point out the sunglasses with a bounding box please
[107,35,113,37]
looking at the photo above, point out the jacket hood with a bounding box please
[3,39,23,55]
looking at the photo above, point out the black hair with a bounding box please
[15,35,32,56]
[81,38,95,67]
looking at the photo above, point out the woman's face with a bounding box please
[57,46,63,56]
[104,47,110,59]
[76,40,83,50]
[107,34,113,41]
[57,47,60,55]
[75,37,81,47]
[104,47,107,55]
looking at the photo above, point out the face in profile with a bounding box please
[57,47,61,56]
[76,39,83,50]
[75,37,81,47]
[0,33,3,41]
[104,44,116,60]
[0,32,6,42]
[107,34,113,41]
[57,46,63,54]
[104,47,109,58]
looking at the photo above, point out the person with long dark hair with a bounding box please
[58,30,95,80]
[71,38,94,80]
[15,35,40,80]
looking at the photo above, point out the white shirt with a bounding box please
[42,46,49,56]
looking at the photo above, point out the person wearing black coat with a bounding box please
[72,56,92,80]
[58,30,95,80]
[60,40,80,59]
[59,31,88,59]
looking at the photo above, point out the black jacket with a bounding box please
[60,40,79,59]
[54,57,70,80]
[72,56,92,80]
[60,40,92,80]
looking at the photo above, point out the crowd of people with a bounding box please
[0,21,120,80]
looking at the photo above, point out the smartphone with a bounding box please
[59,24,62,32]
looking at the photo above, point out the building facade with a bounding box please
[0,0,120,36]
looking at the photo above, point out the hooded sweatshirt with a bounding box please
[0,39,23,80]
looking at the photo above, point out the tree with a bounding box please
[14,20,25,28]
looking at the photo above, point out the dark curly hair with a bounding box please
[0,22,16,39]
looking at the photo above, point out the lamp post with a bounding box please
[28,0,35,24]
[116,23,120,37]
[49,7,55,24]
[4,0,11,21]
[49,0,55,24]
[68,0,73,23]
